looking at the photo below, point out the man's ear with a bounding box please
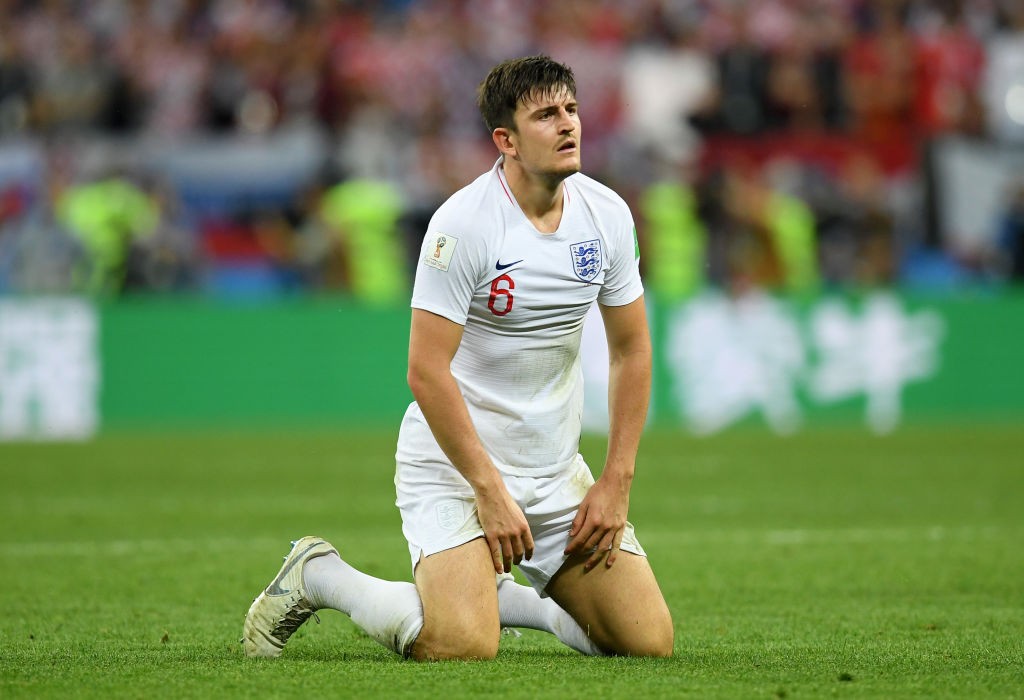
[492,127,517,159]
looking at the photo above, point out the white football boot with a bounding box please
[242,536,338,657]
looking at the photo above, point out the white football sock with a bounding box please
[303,553,423,657]
[496,575,604,656]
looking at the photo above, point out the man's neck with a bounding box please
[502,159,566,234]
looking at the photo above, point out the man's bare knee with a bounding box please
[411,623,499,661]
[587,606,673,658]
[648,620,675,657]
[615,616,674,658]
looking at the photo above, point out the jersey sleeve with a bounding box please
[410,209,487,325]
[597,209,644,307]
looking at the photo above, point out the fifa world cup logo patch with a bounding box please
[423,232,459,272]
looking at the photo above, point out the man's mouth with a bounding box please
[558,141,577,152]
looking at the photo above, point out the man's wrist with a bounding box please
[601,460,635,485]
[468,468,505,497]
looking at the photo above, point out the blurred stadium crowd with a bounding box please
[1,0,1023,301]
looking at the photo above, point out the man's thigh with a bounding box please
[546,551,674,657]
[412,537,500,660]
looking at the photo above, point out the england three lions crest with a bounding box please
[570,239,602,282]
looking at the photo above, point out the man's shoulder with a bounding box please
[568,172,631,217]
[431,166,503,235]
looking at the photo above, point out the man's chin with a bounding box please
[550,161,581,181]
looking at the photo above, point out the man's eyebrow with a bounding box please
[526,100,578,117]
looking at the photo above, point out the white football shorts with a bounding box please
[394,451,646,596]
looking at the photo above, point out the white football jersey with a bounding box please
[397,157,643,476]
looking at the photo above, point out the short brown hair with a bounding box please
[477,55,577,133]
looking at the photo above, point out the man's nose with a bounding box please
[557,110,575,133]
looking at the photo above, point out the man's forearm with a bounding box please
[409,368,503,492]
[603,345,651,481]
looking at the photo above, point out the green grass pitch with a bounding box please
[1,425,1022,698]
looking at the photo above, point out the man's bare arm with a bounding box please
[407,308,534,573]
[564,296,652,568]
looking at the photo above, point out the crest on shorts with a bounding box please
[435,501,465,531]
[570,239,602,282]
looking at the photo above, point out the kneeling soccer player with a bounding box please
[243,54,673,660]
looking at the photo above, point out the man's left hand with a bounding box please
[563,473,631,570]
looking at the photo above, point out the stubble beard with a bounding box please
[545,155,581,186]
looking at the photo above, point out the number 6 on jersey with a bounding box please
[488,274,515,316]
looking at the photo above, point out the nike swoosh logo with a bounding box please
[265,541,323,596]
[495,259,524,270]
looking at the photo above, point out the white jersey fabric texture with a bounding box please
[396,157,644,477]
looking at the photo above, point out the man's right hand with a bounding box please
[474,481,534,574]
